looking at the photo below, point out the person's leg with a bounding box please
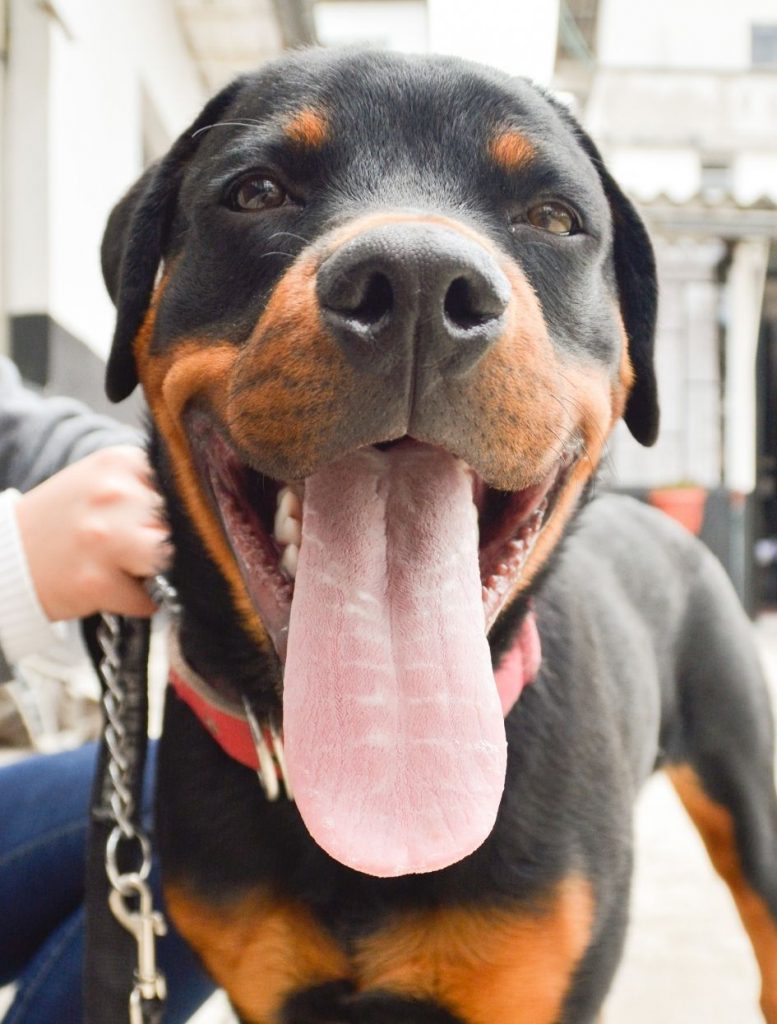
[3,908,84,1024]
[0,742,215,1021]
[5,901,214,1024]
[0,744,95,981]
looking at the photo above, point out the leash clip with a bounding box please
[109,877,168,1023]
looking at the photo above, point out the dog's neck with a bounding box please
[167,613,541,801]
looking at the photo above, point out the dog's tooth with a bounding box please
[276,516,302,547]
[276,486,302,521]
[280,543,299,579]
[274,488,302,544]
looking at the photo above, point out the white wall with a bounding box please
[724,238,770,493]
[428,0,560,83]
[315,1,429,51]
[586,69,777,204]
[608,237,727,489]
[4,0,205,361]
[314,0,561,84]
[588,0,776,495]
[5,0,51,318]
[0,0,9,356]
[597,0,777,70]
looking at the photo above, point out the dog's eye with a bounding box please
[229,175,287,212]
[526,201,579,235]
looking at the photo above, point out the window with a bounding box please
[700,157,732,197]
[752,24,777,68]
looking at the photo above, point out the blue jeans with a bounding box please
[0,743,214,1023]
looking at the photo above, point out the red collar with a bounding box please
[167,612,541,793]
[167,631,292,800]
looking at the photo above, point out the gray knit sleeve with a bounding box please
[0,355,142,679]
[0,355,141,492]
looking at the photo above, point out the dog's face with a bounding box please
[103,50,657,876]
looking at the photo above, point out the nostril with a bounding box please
[328,272,393,327]
[443,276,503,331]
[353,272,393,325]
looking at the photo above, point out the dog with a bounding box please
[100,49,777,1024]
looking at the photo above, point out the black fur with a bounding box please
[543,94,659,446]
[102,79,243,401]
[280,984,465,1023]
[102,50,777,1024]
[102,52,657,444]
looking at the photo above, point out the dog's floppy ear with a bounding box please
[101,80,243,402]
[548,101,659,447]
[589,148,660,447]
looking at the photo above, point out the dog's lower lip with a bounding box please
[477,448,578,628]
[187,414,576,653]
[187,412,294,658]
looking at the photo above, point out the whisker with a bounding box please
[267,230,314,246]
[191,120,263,140]
[259,250,298,261]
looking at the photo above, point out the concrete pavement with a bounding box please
[605,612,777,1023]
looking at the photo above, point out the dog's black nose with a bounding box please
[316,222,510,382]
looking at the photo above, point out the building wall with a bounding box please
[606,237,725,488]
[315,0,561,84]
[582,0,777,494]
[588,0,777,206]
[597,0,777,70]
[315,1,429,51]
[2,0,205,411]
[427,0,560,82]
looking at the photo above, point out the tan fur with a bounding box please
[136,213,637,628]
[355,876,595,1024]
[667,765,777,1023]
[283,107,329,148]
[165,885,350,1024]
[166,876,595,1024]
[489,130,535,171]
[133,300,270,649]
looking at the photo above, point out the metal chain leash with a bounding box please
[97,611,167,1024]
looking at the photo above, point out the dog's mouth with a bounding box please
[187,412,578,877]
[189,414,577,655]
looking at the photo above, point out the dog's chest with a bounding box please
[165,874,594,1023]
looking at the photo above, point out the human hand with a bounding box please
[15,446,171,620]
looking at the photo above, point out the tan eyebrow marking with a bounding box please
[283,108,328,149]
[489,130,535,171]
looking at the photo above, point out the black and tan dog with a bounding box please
[101,49,777,1024]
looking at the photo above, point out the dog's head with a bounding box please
[103,50,658,876]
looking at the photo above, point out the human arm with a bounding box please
[0,358,167,680]
[0,355,139,490]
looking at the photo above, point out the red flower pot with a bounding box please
[648,486,707,536]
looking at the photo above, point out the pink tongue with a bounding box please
[283,445,507,877]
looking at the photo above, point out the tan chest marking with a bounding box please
[354,875,594,1024]
[165,886,350,1023]
[167,875,594,1024]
